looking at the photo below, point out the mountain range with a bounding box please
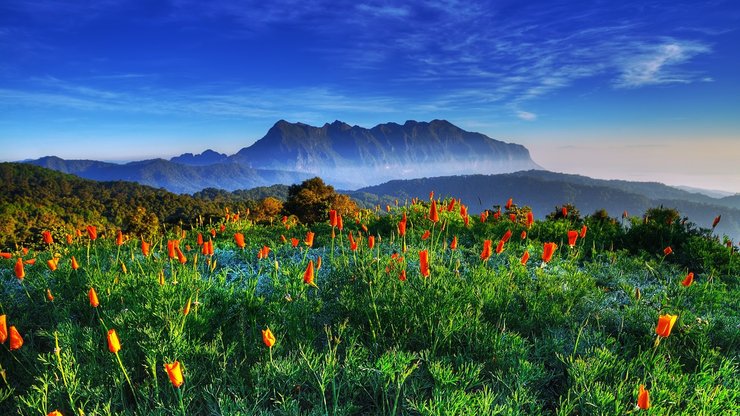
[25,119,539,193]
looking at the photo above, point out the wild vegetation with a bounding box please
[0,165,738,415]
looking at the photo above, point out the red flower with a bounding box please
[305,231,315,247]
[291,238,299,248]
[429,200,439,223]
[561,206,568,217]
[567,230,578,247]
[304,260,317,287]
[14,257,25,280]
[115,230,124,246]
[398,219,407,236]
[480,240,492,261]
[197,233,203,246]
[234,233,246,249]
[450,236,458,250]
[637,384,650,410]
[329,209,338,227]
[42,230,53,245]
[712,215,721,228]
[459,204,468,218]
[681,272,694,287]
[526,212,534,228]
[141,240,150,257]
[367,235,375,249]
[399,269,407,281]
[542,242,557,263]
[663,246,673,256]
[509,214,516,222]
[9,326,23,350]
[520,231,527,240]
[421,230,431,240]
[349,232,358,251]
[501,229,512,243]
[86,225,97,241]
[0,315,6,343]
[495,239,505,254]
[175,247,187,264]
[505,198,513,210]
[579,225,588,239]
[419,250,430,277]
[520,251,530,265]
[446,199,455,212]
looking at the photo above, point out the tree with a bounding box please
[252,197,283,224]
[283,177,358,223]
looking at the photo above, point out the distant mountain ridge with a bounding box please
[25,119,541,192]
[349,171,740,241]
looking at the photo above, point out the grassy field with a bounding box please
[0,198,738,415]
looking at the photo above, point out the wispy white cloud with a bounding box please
[517,111,537,121]
[614,41,711,88]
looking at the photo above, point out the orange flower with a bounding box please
[24,258,36,265]
[505,198,513,210]
[399,269,407,281]
[712,215,721,228]
[329,209,338,227]
[398,217,407,236]
[459,204,468,218]
[501,229,512,243]
[655,314,678,338]
[141,239,150,257]
[46,288,54,302]
[495,239,505,254]
[349,232,358,251]
[9,326,23,350]
[71,256,79,270]
[367,235,375,249]
[419,250,430,277]
[262,328,276,348]
[304,260,317,287]
[258,245,271,259]
[681,272,694,287]
[15,257,25,280]
[66,234,73,245]
[291,238,299,248]
[115,230,124,246]
[446,199,455,212]
[337,214,344,231]
[167,240,176,259]
[637,384,650,410]
[47,258,58,272]
[508,214,516,222]
[107,328,121,353]
[421,230,431,240]
[429,200,439,223]
[234,233,245,249]
[520,251,530,265]
[542,242,557,263]
[0,252,11,259]
[175,247,187,264]
[305,231,315,247]
[480,240,492,261]
[196,233,203,246]
[0,315,6,343]
[47,410,63,416]
[450,236,458,250]
[42,230,54,244]
[89,287,100,308]
[164,361,184,388]
[663,246,673,256]
[579,225,588,239]
[567,230,578,247]
[622,210,629,219]
[86,225,97,241]
[521,230,527,240]
[561,206,568,217]
[316,256,322,270]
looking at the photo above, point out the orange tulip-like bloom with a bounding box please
[508,213,515,222]
[329,209,338,227]
[47,411,63,416]
[15,257,25,280]
[526,211,534,228]
[66,234,73,245]
[167,240,176,259]
[316,256,322,270]
[419,250,430,277]
[348,232,358,251]
[655,314,678,338]
[663,246,673,256]
[47,258,58,272]
[175,247,187,264]
[71,256,79,270]
[305,231,315,247]
[219,223,226,232]
[450,236,458,250]
[24,258,36,265]
[115,230,124,246]
[399,269,407,281]
[141,239,150,257]
[567,230,578,247]
[0,314,7,343]
[89,287,100,308]
[463,215,470,227]
[234,233,245,249]
[398,218,407,236]
[429,200,439,223]
[501,229,512,243]
[479,212,487,223]
[480,240,492,261]
[421,230,431,240]
[107,328,121,353]
[289,237,298,248]
[164,361,184,388]
[505,198,513,210]
[542,242,557,263]
[196,233,203,246]
[682,272,694,287]
[520,251,530,265]
[446,199,455,212]
[459,204,468,218]
[579,225,588,239]
[712,215,721,228]
[86,225,97,241]
[495,239,505,254]
[0,252,11,259]
[561,206,568,217]
[46,288,54,302]
[9,326,23,350]
[42,230,54,244]
[367,235,375,250]
[521,231,527,240]
[637,384,650,409]
[304,260,317,287]
[262,328,276,348]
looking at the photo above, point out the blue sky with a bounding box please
[1,0,739,192]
